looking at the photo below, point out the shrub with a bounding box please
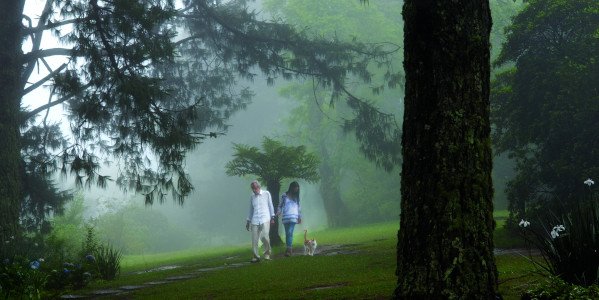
[0,257,48,300]
[522,276,599,300]
[94,244,122,280]
[45,261,93,290]
[519,178,599,286]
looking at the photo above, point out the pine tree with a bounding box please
[0,0,394,244]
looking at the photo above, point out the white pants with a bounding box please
[250,222,271,259]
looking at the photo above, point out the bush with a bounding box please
[45,261,93,290]
[522,276,599,300]
[518,178,599,286]
[94,244,122,280]
[0,257,48,299]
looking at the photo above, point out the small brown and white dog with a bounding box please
[303,229,317,256]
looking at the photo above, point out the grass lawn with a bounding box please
[65,214,542,299]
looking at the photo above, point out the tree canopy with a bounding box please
[0,0,397,241]
[491,0,599,223]
[262,0,403,226]
[225,137,320,185]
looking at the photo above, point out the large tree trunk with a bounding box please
[0,1,25,247]
[318,144,350,227]
[266,179,283,246]
[319,159,350,227]
[395,1,497,299]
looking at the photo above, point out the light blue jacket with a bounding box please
[277,193,301,224]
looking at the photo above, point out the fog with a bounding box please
[43,0,514,255]
[54,75,329,252]
[150,77,329,246]
[21,0,331,253]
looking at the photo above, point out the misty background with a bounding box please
[23,0,517,255]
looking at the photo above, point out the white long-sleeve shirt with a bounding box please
[247,189,275,225]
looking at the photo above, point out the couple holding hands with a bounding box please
[245,181,302,262]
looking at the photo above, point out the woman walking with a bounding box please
[277,181,302,256]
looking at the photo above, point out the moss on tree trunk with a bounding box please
[395,1,497,298]
[0,1,24,246]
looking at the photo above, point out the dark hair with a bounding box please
[286,181,300,203]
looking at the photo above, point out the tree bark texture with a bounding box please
[266,180,283,246]
[0,1,25,246]
[395,1,497,299]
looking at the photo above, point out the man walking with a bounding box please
[246,180,275,262]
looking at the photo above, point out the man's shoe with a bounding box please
[263,255,271,260]
[250,257,260,263]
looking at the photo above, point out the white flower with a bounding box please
[519,219,530,228]
[584,178,595,186]
[550,225,566,239]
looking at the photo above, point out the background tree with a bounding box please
[1,0,396,244]
[491,0,599,226]
[395,1,497,298]
[225,136,320,245]
[264,0,403,227]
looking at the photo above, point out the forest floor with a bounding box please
[59,243,535,299]
[59,243,368,299]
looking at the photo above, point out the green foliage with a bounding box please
[93,203,197,254]
[491,0,599,224]
[265,0,404,171]
[45,226,119,290]
[522,276,599,300]
[81,225,100,258]
[46,197,87,263]
[225,136,320,184]
[45,261,94,291]
[0,257,48,300]
[7,1,398,245]
[518,183,599,286]
[489,0,525,62]
[263,0,403,225]
[94,244,122,281]
[340,158,400,223]
[0,197,123,297]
